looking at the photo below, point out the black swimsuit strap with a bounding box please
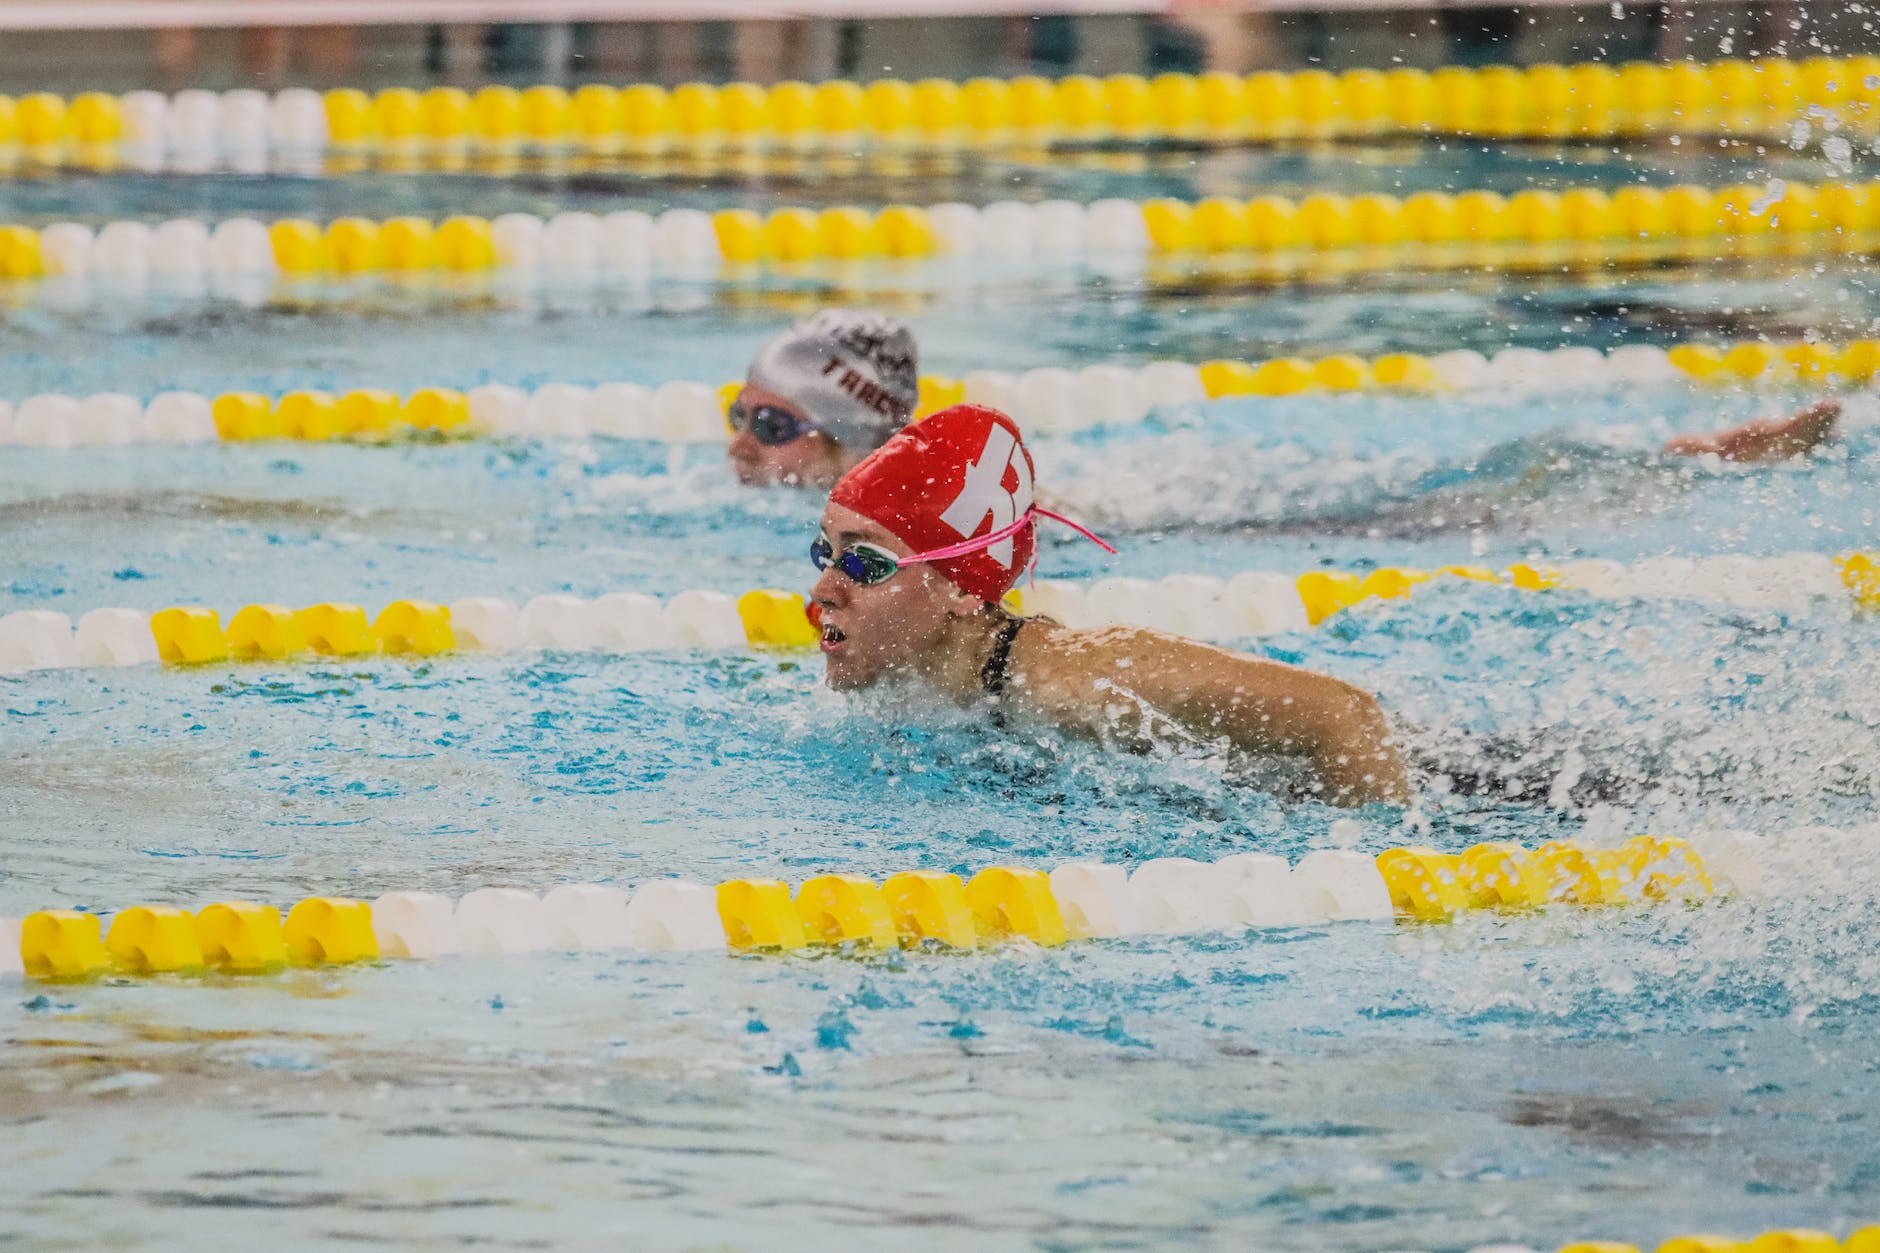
[980,616,1025,699]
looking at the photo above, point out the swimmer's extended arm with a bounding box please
[1665,398,1839,463]
[1017,627,1411,807]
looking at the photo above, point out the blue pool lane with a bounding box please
[2,130,1878,1251]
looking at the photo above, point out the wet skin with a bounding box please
[810,501,1410,808]
[1665,399,1841,462]
[725,383,866,489]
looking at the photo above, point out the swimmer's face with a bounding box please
[726,383,853,489]
[811,501,982,691]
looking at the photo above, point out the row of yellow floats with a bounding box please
[314,57,1880,146]
[35,335,1880,458]
[1297,554,1879,626]
[22,898,372,978]
[204,386,470,440]
[1662,340,1880,384]
[0,216,505,279]
[1564,1230,1880,1253]
[113,548,1880,668]
[17,866,1067,979]
[126,573,1585,667]
[4,180,1880,280]
[145,590,821,663]
[3,55,1875,152]
[17,835,1708,979]
[1298,563,1560,626]
[1377,836,1713,920]
[207,341,1880,438]
[1198,339,1880,398]
[1138,181,1880,255]
[175,340,1880,439]
[150,601,457,663]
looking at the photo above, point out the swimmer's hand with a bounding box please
[1665,398,1840,463]
[1011,625,1411,807]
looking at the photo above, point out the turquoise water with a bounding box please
[0,136,1850,224]
[5,259,1879,405]
[3,140,1879,1250]
[4,383,1873,610]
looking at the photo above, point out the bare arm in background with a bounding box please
[1666,399,1840,462]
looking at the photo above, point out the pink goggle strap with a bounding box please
[1032,505,1118,555]
[896,506,1117,567]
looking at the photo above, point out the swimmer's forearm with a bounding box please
[1305,690,1411,806]
[1666,399,1840,463]
[1213,678,1409,805]
[1035,631,1411,805]
[1190,667,1411,805]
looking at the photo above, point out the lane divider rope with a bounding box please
[1,552,1872,675]
[0,833,1728,981]
[0,55,1870,160]
[3,337,1872,449]
[1444,1228,1880,1253]
[1,179,1875,287]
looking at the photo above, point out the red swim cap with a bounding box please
[828,404,1036,604]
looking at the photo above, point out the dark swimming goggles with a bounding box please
[725,400,816,447]
[810,533,904,586]
[809,510,1115,589]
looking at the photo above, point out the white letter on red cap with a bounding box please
[939,422,1033,567]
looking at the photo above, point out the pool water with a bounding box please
[0,134,1850,224]
[3,135,1879,1250]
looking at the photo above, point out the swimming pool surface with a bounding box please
[3,132,1878,1250]
[0,133,1851,223]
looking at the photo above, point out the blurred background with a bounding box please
[0,1,1853,94]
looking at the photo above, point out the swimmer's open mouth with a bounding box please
[821,622,847,652]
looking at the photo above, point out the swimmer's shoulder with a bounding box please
[996,616,1137,733]
[1012,616,1351,707]
[1004,618,1187,709]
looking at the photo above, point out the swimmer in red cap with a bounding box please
[811,404,1411,807]
[727,309,920,489]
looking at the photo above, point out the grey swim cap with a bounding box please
[744,309,919,453]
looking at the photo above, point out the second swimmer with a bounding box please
[726,308,921,489]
